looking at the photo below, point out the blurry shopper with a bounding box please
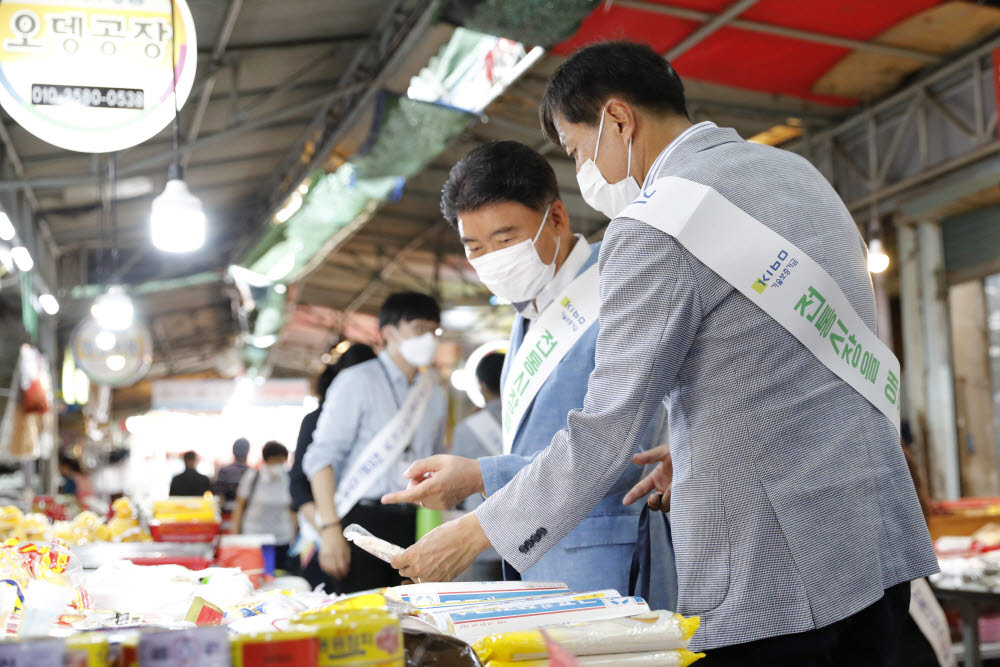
[449,351,504,582]
[303,292,446,593]
[290,343,376,589]
[169,451,211,496]
[232,441,296,572]
[58,455,94,503]
[383,142,671,608]
[213,437,251,514]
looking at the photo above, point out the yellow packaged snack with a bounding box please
[289,607,403,667]
[485,648,705,667]
[230,629,319,667]
[66,632,110,666]
[473,611,700,663]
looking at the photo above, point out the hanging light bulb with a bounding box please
[150,177,206,252]
[10,246,32,272]
[95,330,117,352]
[149,0,205,253]
[91,286,134,331]
[38,293,59,315]
[868,238,890,274]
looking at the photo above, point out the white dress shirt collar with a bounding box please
[517,233,591,320]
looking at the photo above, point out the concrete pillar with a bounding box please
[949,280,1000,496]
[918,220,961,500]
[898,224,931,488]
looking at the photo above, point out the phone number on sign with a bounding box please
[30,84,145,110]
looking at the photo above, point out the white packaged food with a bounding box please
[342,524,404,563]
[386,580,570,607]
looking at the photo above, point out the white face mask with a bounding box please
[398,331,438,367]
[468,204,560,303]
[576,105,640,219]
[265,463,285,478]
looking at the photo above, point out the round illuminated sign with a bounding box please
[70,318,153,387]
[0,0,197,153]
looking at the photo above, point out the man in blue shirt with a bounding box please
[383,142,672,607]
[304,292,446,593]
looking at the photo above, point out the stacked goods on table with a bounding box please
[0,525,705,666]
[0,499,153,546]
[148,496,220,543]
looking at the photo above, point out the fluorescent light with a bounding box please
[249,334,278,348]
[91,286,134,331]
[105,354,127,372]
[10,246,32,272]
[868,238,890,274]
[274,191,303,224]
[297,181,310,195]
[38,293,59,315]
[95,330,117,352]
[274,283,287,295]
[0,212,14,241]
[150,179,206,253]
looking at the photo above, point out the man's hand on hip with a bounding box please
[380,455,484,510]
[391,512,491,582]
[623,444,674,512]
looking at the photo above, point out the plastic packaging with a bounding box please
[473,611,701,662]
[343,524,405,564]
[430,595,651,642]
[289,607,403,666]
[65,632,111,666]
[484,649,705,667]
[0,637,65,666]
[17,580,73,636]
[137,627,229,666]
[401,616,481,667]
[418,591,620,622]
[387,581,570,607]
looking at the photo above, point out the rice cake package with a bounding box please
[419,590,619,619]
[433,596,650,642]
[387,582,570,607]
[485,648,705,667]
[473,611,700,662]
[343,525,405,564]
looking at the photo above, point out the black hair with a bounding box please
[475,351,505,397]
[378,292,440,329]
[262,441,288,461]
[182,450,198,464]
[441,141,559,229]
[59,456,82,474]
[540,41,689,146]
[316,343,377,401]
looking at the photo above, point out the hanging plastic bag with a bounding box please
[18,345,51,415]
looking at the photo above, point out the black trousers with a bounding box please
[332,500,417,595]
[701,582,911,667]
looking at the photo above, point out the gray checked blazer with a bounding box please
[476,124,939,651]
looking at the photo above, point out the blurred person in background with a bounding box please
[58,455,94,504]
[304,291,446,593]
[169,451,211,497]
[449,351,505,581]
[290,343,376,589]
[213,438,251,517]
[233,441,296,572]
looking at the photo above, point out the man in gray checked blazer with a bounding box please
[392,42,938,664]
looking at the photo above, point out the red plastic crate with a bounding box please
[149,521,219,543]
[126,556,213,570]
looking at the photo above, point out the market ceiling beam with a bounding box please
[244,0,441,262]
[182,0,244,169]
[616,0,941,64]
[664,0,759,60]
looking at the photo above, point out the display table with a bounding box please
[933,585,1000,667]
[72,541,215,570]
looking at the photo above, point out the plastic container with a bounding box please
[65,632,110,666]
[148,521,220,543]
[217,534,274,587]
[290,607,403,667]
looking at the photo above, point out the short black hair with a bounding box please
[262,441,288,461]
[441,141,559,229]
[378,292,440,329]
[182,450,198,464]
[540,41,688,146]
[316,343,376,400]
[59,456,82,474]
[475,352,505,396]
